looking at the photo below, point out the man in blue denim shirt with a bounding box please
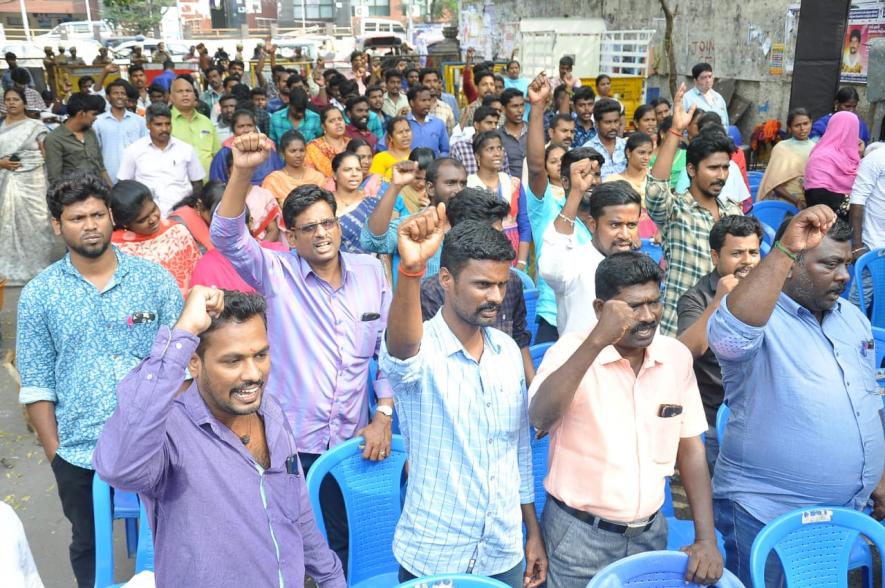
[16,172,182,587]
[708,206,885,586]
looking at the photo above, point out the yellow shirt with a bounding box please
[171,107,219,174]
[369,150,407,181]
[528,332,707,522]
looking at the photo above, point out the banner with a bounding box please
[841,0,885,83]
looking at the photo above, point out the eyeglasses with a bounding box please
[294,217,338,235]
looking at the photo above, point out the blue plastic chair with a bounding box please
[717,406,873,587]
[854,248,885,328]
[587,550,744,587]
[529,342,553,370]
[750,201,797,232]
[750,507,885,588]
[640,239,664,265]
[306,435,408,587]
[663,477,725,556]
[93,476,154,588]
[746,170,764,201]
[524,288,540,344]
[397,574,510,587]
[511,267,535,290]
[528,342,554,516]
[873,326,885,371]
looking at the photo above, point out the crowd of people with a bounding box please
[4,41,885,588]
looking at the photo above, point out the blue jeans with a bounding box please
[714,498,784,587]
[542,496,667,587]
[397,562,524,587]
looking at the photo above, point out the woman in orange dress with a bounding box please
[305,106,350,178]
[261,130,327,205]
[110,180,202,295]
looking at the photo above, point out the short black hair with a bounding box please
[447,188,511,228]
[553,85,570,103]
[129,64,145,75]
[288,87,308,112]
[692,62,713,79]
[651,97,671,109]
[633,104,655,123]
[589,180,642,220]
[709,215,763,251]
[409,147,435,171]
[625,131,653,153]
[318,104,340,125]
[697,111,725,134]
[331,151,360,174]
[110,180,154,229]
[481,94,501,108]
[418,67,439,83]
[549,113,576,130]
[384,68,402,82]
[145,102,171,122]
[282,184,337,228]
[440,220,515,277]
[385,115,409,137]
[196,290,267,357]
[162,59,174,70]
[67,93,105,117]
[406,84,431,102]
[835,86,860,104]
[78,76,95,89]
[148,83,167,96]
[593,98,621,122]
[573,86,596,104]
[786,107,811,127]
[250,86,266,98]
[106,78,128,95]
[850,28,862,41]
[500,87,524,107]
[10,67,29,85]
[595,74,611,86]
[595,251,664,301]
[218,93,237,106]
[559,55,574,68]
[686,129,736,170]
[47,171,111,220]
[286,73,306,89]
[473,105,499,125]
[346,138,372,152]
[338,79,359,99]
[560,146,604,182]
[223,75,240,88]
[345,94,369,113]
[279,129,307,152]
[230,83,251,102]
[231,108,256,127]
[475,70,496,87]
[365,84,383,97]
[426,157,465,186]
[472,130,502,154]
[229,59,245,69]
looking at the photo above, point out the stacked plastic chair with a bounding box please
[397,574,510,587]
[93,476,154,588]
[587,550,744,587]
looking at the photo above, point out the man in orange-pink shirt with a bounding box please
[529,251,723,587]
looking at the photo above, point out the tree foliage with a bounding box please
[103,0,175,36]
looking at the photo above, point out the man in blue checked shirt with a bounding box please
[17,172,182,587]
[381,207,547,586]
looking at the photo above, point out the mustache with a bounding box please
[231,380,264,394]
[630,321,657,334]
[477,303,501,314]
[711,180,726,188]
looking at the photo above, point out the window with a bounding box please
[364,22,377,32]
[366,0,390,17]
[294,0,335,20]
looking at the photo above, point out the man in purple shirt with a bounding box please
[210,132,393,573]
[94,286,346,587]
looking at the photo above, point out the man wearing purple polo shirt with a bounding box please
[209,132,393,575]
[94,286,346,587]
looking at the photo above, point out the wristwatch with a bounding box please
[376,405,394,418]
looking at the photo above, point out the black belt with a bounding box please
[549,494,658,538]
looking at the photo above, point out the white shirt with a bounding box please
[539,224,605,335]
[215,121,232,144]
[850,147,885,249]
[116,136,205,217]
[0,502,43,588]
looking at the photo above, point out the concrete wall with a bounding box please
[464,0,874,140]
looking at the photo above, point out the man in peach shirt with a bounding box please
[528,251,723,587]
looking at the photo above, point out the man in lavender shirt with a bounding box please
[210,132,394,573]
[94,286,346,587]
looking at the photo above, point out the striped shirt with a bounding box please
[646,175,742,335]
[381,311,533,576]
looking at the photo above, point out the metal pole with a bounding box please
[19,0,30,42]
[301,0,306,29]
[85,0,93,25]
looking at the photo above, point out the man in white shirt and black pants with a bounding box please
[849,144,885,307]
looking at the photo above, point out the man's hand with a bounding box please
[588,299,636,348]
[714,274,739,301]
[523,531,548,587]
[397,203,448,271]
[527,72,551,107]
[103,63,119,74]
[355,412,392,461]
[567,158,595,199]
[465,47,475,63]
[778,204,837,255]
[230,132,273,171]
[390,160,418,188]
[398,106,410,116]
[681,539,724,585]
[0,158,21,171]
[174,286,224,336]
[670,82,696,134]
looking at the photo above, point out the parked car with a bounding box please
[35,21,114,43]
[111,39,191,62]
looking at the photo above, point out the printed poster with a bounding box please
[841,0,885,83]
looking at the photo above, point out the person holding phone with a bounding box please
[529,251,722,587]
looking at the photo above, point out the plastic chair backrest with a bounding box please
[511,267,535,290]
[750,201,798,231]
[524,288,540,343]
[747,170,764,201]
[306,435,407,584]
[397,574,510,587]
[662,477,676,517]
[587,550,744,587]
[529,342,553,370]
[716,404,730,445]
[759,222,775,247]
[93,476,116,588]
[640,239,664,265]
[530,430,550,516]
[873,326,885,371]
[854,248,885,327]
[134,503,154,573]
[750,507,885,588]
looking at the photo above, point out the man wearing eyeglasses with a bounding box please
[210,132,393,576]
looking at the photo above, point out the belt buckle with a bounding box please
[621,513,655,538]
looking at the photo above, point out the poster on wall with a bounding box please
[840,0,885,83]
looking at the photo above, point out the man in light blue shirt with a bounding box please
[582,98,626,179]
[682,63,729,128]
[406,85,449,156]
[381,210,546,587]
[94,79,148,183]
[17,173,182,587]
[708,206,885,586]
